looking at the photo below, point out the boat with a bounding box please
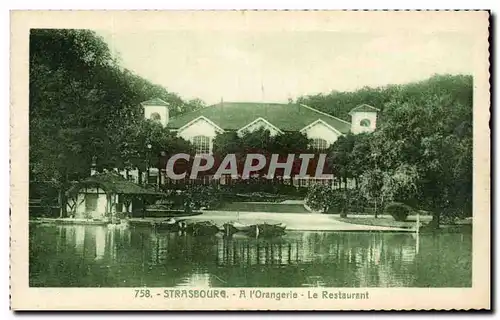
[177,220,190,232]
[258,223,286,237]
[222,221,249,237]
[242,223,287,238]
[191,221,220,236]
[222,223,238,237]
[154,218,180,232]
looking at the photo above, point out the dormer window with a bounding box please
[150,112,161,121]
[360,119,371,127]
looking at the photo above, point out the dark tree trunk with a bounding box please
[138,170,143,185]
[58,172,69,218]
[430,212,441,229]
[58,189,67,218]
[141,197,146,219]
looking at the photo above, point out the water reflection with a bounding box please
[29,224,472,288]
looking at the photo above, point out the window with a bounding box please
[311,138,328,151]
[147,174,157,184]
[360,119,371,127]
[85,194,98,212]
[150,112,161,121]
[193,135,211,154]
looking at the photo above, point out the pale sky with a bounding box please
[98,30,474,105]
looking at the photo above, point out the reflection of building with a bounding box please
[74,225,85,254]
[216,239,302,266]
[58,225,129,262]
[176,273,212,287]
[95,227,106,260]
[45,226,422,287]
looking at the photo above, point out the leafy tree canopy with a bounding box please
[30,29,202,186]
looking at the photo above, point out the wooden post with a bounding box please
[142,197,146,219]
[416,211,420,254]
[58,189,64,218]
[106,194,112,220]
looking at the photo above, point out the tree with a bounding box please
[328,133,356,189]
[349,133,373,186]
[359,169,384,218]
[308,74,472,225]
[371,74,473,225]
[29,29,201,216]
[212,129,311,181]
[305,185,351,217]
[213,131,242,156]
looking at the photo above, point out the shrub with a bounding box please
[306,185,348,215]
[306,184,331,212]
[385,202,412,221]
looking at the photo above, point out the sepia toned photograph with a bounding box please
[10,10,490,310]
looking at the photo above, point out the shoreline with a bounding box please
[30,211,417,232]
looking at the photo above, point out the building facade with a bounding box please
[134,99,380,187]
[142,99,379,154]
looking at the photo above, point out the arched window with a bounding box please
[193,135,211,154]
[311,138,328,151]
[150,112,161,121]
[360,119,371,127]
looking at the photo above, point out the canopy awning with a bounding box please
[67,172,163,197]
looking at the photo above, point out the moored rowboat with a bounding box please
[154,218,180,231]
[240,223,287,238]
[191,221,220,236]
[258,223,286,237]
[222,221,250,237]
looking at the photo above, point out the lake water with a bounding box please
[29,224,472,287]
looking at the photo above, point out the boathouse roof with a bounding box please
[67,173,163,196]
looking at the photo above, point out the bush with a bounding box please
[306,184,332,212]
[385,202,412,221]
[306,185,348,214]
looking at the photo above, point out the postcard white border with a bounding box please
[10,10,490,310]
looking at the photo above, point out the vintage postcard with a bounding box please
[10,10,490,310]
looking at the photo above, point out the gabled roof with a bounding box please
[168,102,351,133]
[67,173,163,196]
[237,117,284,135]
[300,119,342,136]
[177,116,225,134]
[349,104,380,115]
[141,98,169,107]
